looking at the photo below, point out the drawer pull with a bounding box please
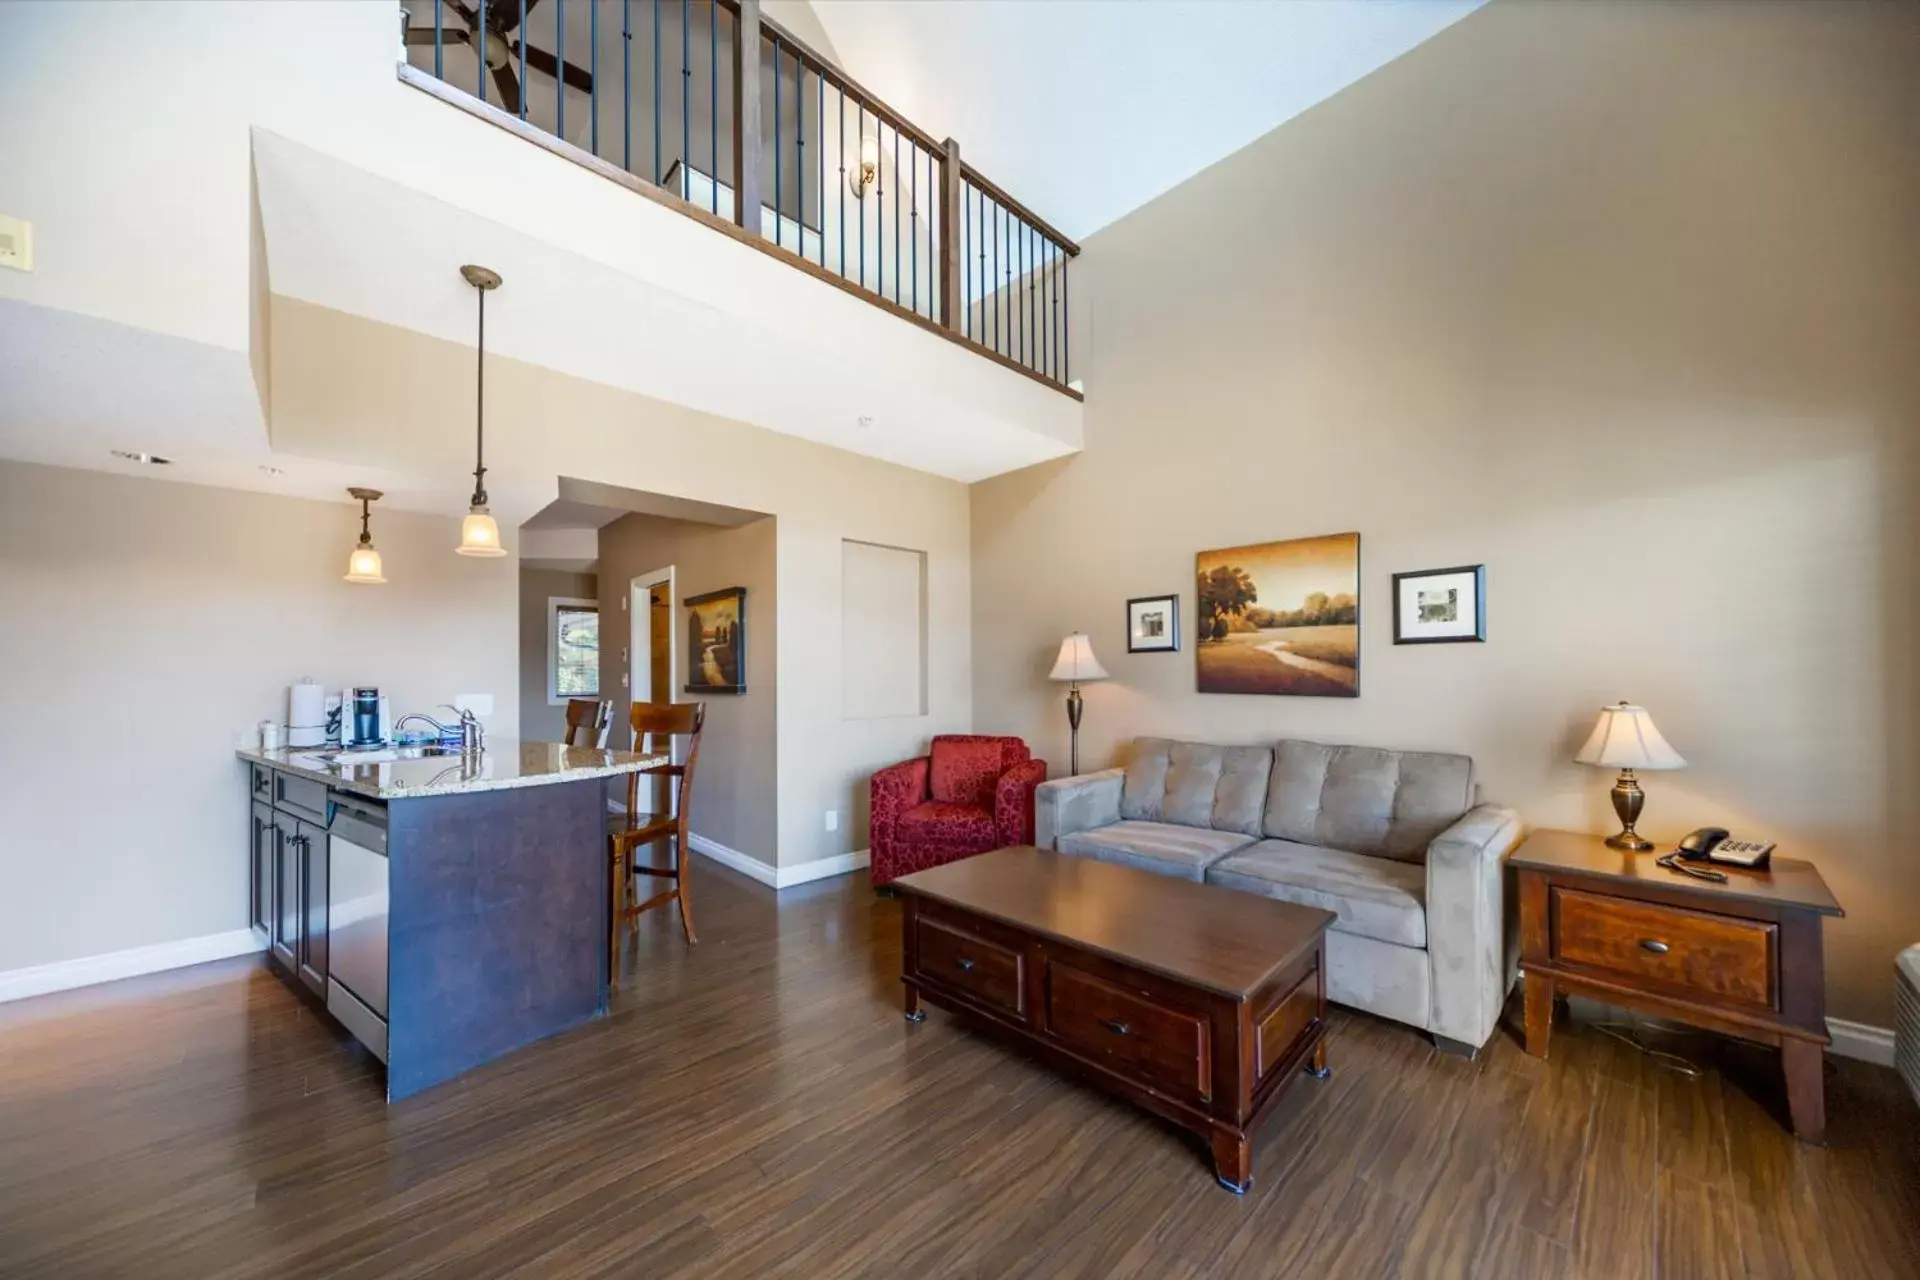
[1100,1018,1132,1037]
[1640,939,1671,955]
[954,957,976,972]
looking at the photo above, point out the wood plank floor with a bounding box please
[2,858,1917,1279]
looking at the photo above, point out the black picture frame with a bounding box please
[1391,565,1486,644]
[684,586,747,694]
[1126,594,1181,653]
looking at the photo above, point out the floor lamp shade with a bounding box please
[1049,633,1108,776]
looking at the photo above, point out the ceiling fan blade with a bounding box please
[522,43,594,95]
[491,61,523,116]
[445,0,481,31]
[404,27,471,46]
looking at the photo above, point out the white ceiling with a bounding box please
[810,0,1485,240]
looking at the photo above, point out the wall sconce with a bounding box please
[849,132,880,198]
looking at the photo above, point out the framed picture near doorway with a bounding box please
[684,586,747,694]
[1391,564,1486,644]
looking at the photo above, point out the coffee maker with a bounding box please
[343,686,390,747]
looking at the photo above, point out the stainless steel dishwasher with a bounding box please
[326,793,389,1062]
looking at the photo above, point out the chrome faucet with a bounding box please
[393,707,485,756]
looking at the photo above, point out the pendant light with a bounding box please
[457,263,508,557]
[344,487,387,584]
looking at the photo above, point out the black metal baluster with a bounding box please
[796,55,805,256]
[622,0,631,172]
[963,178,972,339]
[556,0,565,140]
[687,0,695,197]
[773,37,781,247]
[651,0,660,182]
[817,73,825,267]
[909,141,917,316]
[590,0,599,156]
[709,0,717,214]
[837,88,846,279]
[892,127,901,305]
[1025,221,1034,370]
[517,0,527,120]
[1062,251,1070,384]
[433,0,443,80]
[875,123,884,299]
[478,0,488,103]
[856,103,865,290]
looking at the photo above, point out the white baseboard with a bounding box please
[687,834,869,890]
[0,928,266,1005]
[1828,1017,1896,1067]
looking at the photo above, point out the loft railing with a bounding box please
[397,0,1080,396]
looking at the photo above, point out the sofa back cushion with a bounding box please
[1120,738,1272,835]
[1263,739,1473,862]
[929,735,1028,807]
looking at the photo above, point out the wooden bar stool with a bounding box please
[563,698,613,748]
[608,701,705,983]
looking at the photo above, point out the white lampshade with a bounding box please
[1575,703,1686,771]
[344,543,386,584]
[457,509,507,557]
[1049,633,1109,682]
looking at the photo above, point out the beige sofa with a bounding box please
[1035,737,1522,1054]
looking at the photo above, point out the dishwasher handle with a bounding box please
[328,794,387,856]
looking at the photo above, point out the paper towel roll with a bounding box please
[288,680,327,748]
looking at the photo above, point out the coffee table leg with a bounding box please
[1211,1131,1251,1195]
[903,983,925,1023]
[1305,1039,1331,1081]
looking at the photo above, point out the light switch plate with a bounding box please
[824,810,840,833]
[0,215,32,272]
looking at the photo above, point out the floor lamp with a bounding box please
[1049,633,1109,776]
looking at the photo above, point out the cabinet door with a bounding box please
[250,803,275,937]
[272,820,300,973]
[299,822,328,995]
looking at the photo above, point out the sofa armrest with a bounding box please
[1425,804,1525,1049]
[1034,768,1124,850]
[993,758,1049,848]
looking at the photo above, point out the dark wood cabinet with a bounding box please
[272,818,300,972]
[299,821,328,997]
[261,771,329,997]
[250,802,275,938]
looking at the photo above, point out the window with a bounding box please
[548,598,600,704]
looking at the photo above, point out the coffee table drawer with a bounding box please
[914,915,1025,1017]
[1046,963,1211,1102]
[1552,887,1776,1008]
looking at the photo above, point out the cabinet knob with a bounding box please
[1100,1018,1131,1036]
[1640,938,1670,955]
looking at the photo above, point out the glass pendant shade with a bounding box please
[345,543,386,584]
[458,508,506,557]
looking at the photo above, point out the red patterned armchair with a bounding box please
[869,735,1047,887]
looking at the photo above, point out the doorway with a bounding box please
[628,567,676,826]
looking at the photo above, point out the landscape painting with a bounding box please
[685,587,746,694]
[1196,533,1360,697]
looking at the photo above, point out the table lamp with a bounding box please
[1049,633,1109,776]
[1575,702,1687,850]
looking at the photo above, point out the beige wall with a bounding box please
[0,460,518,974]
[519,567,599,743]
[972,1,1920,1025]
[598,513,779,866]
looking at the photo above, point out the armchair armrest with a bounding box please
[1426,804,1525,1049]
[993,758,1049,848]
[1034,768,1124,850]
[869,757,930,886]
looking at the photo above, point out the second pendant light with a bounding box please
[457,264,508,558]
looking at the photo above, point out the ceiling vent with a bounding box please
[0,215,31,272]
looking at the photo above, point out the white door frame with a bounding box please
[629,566,676,711]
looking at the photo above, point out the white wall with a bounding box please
[519,567,598,743]
[0,460,519,976]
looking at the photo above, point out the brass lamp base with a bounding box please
[1604,768,1655,851]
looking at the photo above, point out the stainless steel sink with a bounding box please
[295,744,466,766]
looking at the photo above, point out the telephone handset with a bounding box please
[1675,827,1774,868]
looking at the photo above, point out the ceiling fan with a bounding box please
[406,0,595,117]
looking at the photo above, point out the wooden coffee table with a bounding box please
[896,845,1335,1192]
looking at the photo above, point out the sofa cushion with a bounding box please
[1120,738,1273,835]
[929,735,1025,807]
[1263,740,1473,863]
[1057,820,1255,883]
[1205,839,1428,948]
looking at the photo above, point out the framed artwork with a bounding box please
[1127,594,1180,653]
[1196,533,1360,697]
[1391,565,1485,644]
[684,586,747,694]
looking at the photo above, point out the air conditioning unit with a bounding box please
[1898,944,1920,1106]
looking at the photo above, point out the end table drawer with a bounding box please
[1046,963,1211,1102]
[1552,888,1776,1008]
[914,916,1025,1017]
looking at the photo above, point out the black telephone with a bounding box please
[1675,827,1774,868]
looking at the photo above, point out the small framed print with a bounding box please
[1392,565,1485,644]
[1127,594,1180,653]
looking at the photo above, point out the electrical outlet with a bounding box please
[0,215,32,273]
[824,810,839,833]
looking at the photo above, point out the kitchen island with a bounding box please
[238,739,667,1101]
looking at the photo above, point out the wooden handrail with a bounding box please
[960,161,1080,258]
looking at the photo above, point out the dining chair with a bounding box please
[608,700,706,981]
[563,698,613,748]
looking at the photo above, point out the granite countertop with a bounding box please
[238,738,670,801]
